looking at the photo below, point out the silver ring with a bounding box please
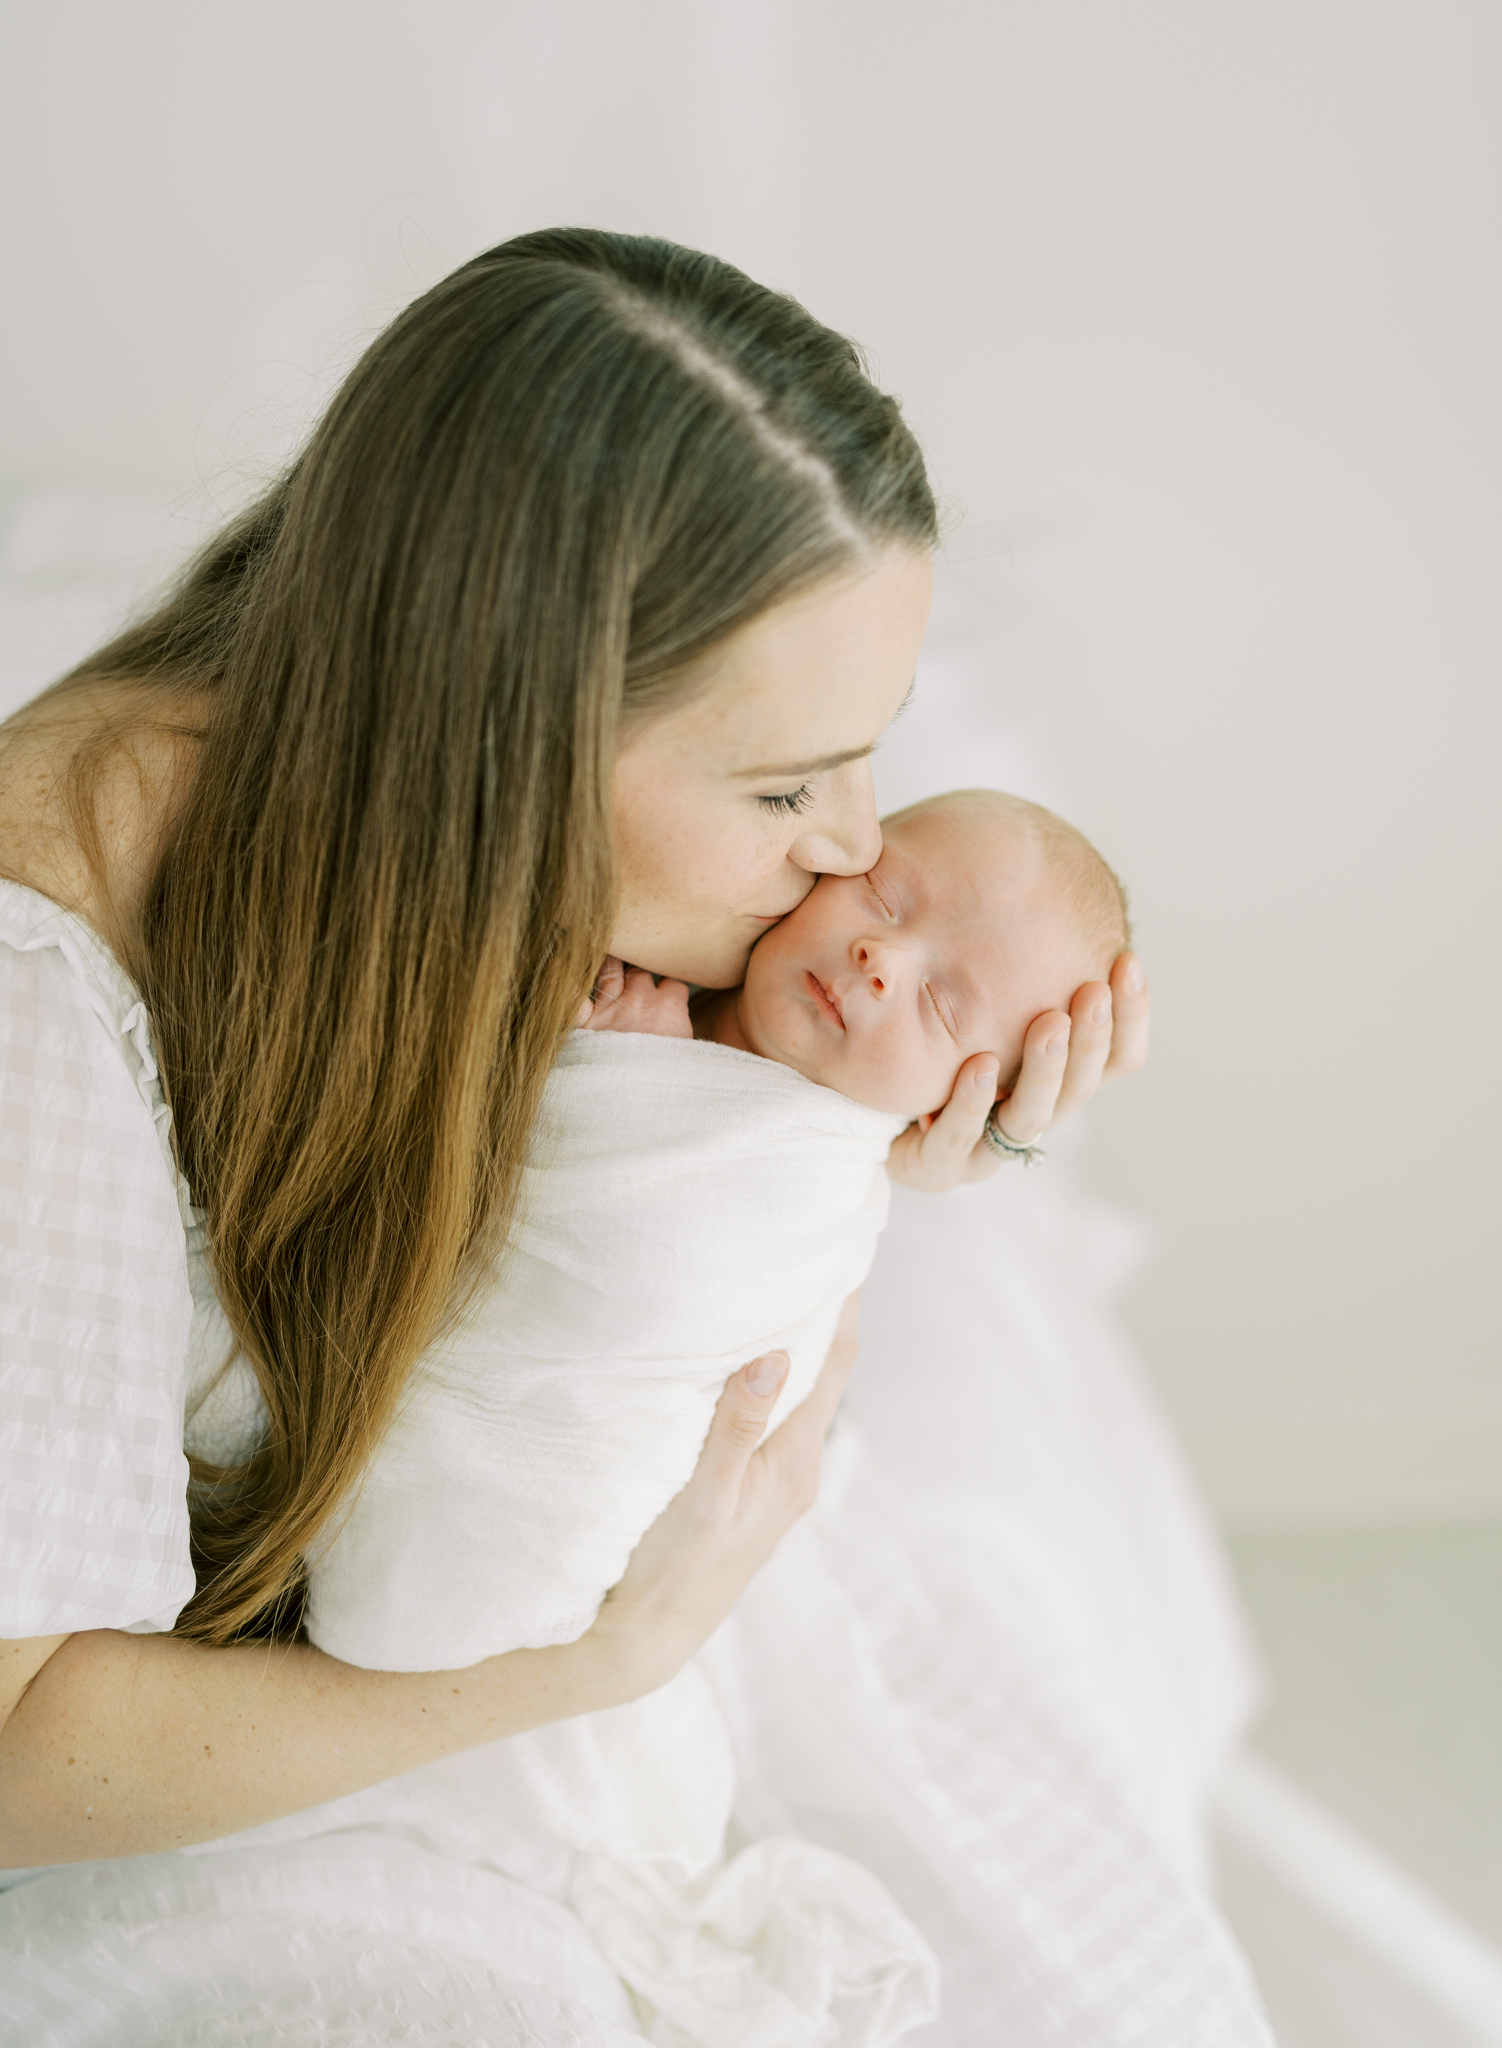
[982,1114,1046,1169]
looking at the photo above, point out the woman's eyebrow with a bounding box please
[731,679,918,781]
[732,740,877,780]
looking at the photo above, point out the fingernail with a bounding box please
[1046,1029,1070,1058]
[1091,996,1112,1025]
[974,1058,999,1093]
[1124,960,1144,994]
[746,1352,789,1397]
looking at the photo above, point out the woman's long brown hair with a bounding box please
[36,231,937,1642]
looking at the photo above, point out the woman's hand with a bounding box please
[583,1293,860,1701]
[886,951,1151,1192]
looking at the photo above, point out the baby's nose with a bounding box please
[854,938,896,995]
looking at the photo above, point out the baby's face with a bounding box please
[736,802,1104,1118]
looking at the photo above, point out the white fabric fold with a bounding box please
[571,1836,942,2048]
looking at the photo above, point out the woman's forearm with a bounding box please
[0,1625,612,1866]
[0,1334,853,1869]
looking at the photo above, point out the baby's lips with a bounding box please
[808,971,845,1028]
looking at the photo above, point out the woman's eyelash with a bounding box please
[757,785,815,816]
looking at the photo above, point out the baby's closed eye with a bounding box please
[923,981,958,1039]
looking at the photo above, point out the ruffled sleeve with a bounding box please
[0,882,196,1636]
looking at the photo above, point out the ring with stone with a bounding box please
[981,1114,1046,1169]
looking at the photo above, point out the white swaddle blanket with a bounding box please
[300,1030,937,2045]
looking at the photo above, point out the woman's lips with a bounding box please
[806,970,845,1029]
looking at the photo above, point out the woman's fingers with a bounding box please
[884,1055,1002,1189]
[1103,952,1151,1078]
[1050,981,1113,1124]
[889,956,1151,1186]
[1014,956,1150,1133]
[932,1054,1000,1157]
[924,1054,1001,1178]
[994,1010,1072,1142]
[588,1306,861,1694]
[689,1350,790,1500]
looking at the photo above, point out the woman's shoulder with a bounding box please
[0,682,199,948]
[0,877,181,1190]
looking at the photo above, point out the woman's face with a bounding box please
[612,547,933,988]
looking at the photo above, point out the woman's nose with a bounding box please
[788,759,883,877]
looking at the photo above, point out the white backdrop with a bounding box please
[2,0,1498,1526]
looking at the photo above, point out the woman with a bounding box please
[0,232,1254,2043]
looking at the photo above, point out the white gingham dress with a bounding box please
[0,880,257,1640]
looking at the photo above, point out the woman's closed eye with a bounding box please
[757,784,815,816]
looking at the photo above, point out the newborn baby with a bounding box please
[306,787,1128,1680]
[600,787,1129,1125]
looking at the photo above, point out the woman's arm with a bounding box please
[0,1314,852,1867]
[0,1625,596,1867]
[887,952,1151,1191]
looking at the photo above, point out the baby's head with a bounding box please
[734,789,1129,1118]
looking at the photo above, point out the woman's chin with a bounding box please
[688,954,756,992]
[673,944,757,991]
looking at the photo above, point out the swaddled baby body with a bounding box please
[298,789,1126,2043]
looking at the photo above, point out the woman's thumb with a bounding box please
[743,1352,788,1398]
[706,1352,789,1468]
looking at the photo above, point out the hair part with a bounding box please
[26,230,937,1643]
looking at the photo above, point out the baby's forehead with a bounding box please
[881,800,1092,1008]
[881,799,1046,907]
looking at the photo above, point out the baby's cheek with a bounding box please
[844,1031,951,1118]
